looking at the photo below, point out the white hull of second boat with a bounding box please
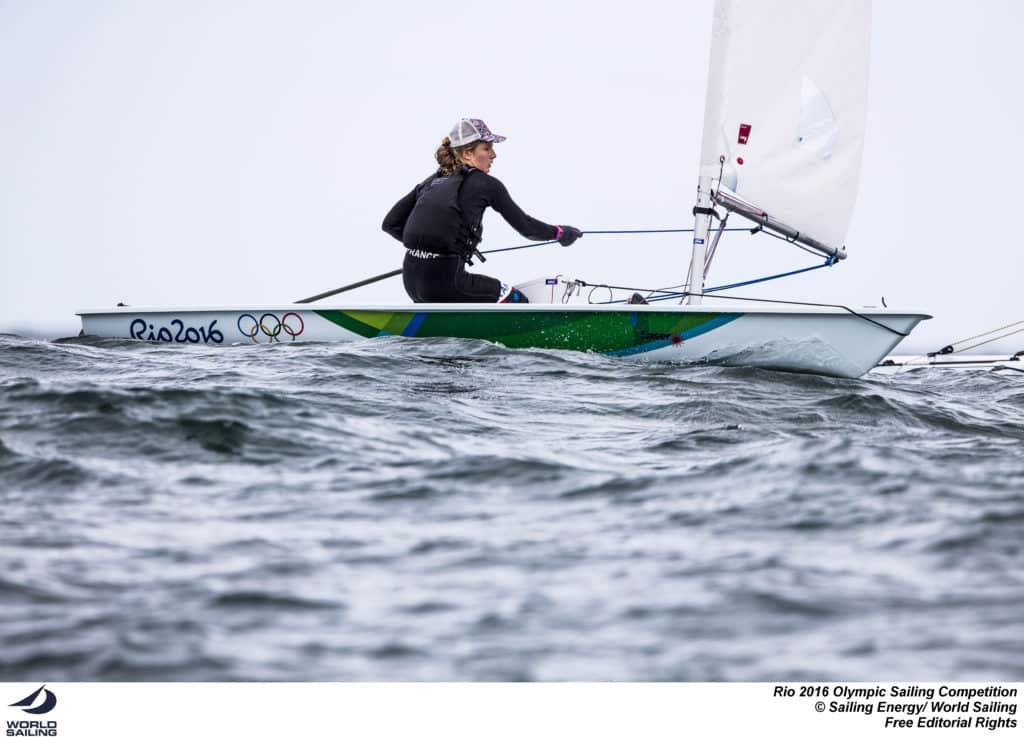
[874,355,1024,374]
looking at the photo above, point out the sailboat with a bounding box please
[77,0,928,379]
[875,319,1024,372]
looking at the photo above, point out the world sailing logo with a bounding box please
[8,687,56,716]
[6,685,58,737]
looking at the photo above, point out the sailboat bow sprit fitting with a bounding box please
[77,0,929,379]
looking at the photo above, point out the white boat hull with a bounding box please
[77,303,928,379]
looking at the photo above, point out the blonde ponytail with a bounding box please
[435,136,460,175]
[435,136,484,175]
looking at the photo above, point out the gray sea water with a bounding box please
[1,333,1022,681]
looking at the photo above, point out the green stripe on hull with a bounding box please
[315,309,741,354]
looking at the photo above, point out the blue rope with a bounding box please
[705,257,836,293]
[580,228,752,235]
[600,257,837,304]
[482,239,558,255]
[479,227,754,255]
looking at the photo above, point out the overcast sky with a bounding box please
[2,0,1022,353]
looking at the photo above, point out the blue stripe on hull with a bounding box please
[606,313,742,357]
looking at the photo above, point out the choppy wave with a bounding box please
[0,333,1022,680]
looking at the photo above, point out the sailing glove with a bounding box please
[556,225,583,247]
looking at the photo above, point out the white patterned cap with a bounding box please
[449,118,506,147]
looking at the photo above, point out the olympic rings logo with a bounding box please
[237,312,305,343]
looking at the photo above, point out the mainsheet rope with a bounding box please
[479,227,755,256]
[296,225,838,304]
[485,226,838,304]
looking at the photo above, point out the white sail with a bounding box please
[699,0,871,251]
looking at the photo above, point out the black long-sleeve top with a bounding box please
[382,170,557,251]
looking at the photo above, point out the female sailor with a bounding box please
[382,118,581,303]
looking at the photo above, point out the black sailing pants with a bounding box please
[402,252,502,303]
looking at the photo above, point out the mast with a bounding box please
[687,178,713,305]
[687,0,730,306]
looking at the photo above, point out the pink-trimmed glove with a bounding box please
[556,225,583,247]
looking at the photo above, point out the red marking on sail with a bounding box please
[738,124,751,144]
[736,157,744,165]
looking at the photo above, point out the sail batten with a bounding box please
[697,0,872,252]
